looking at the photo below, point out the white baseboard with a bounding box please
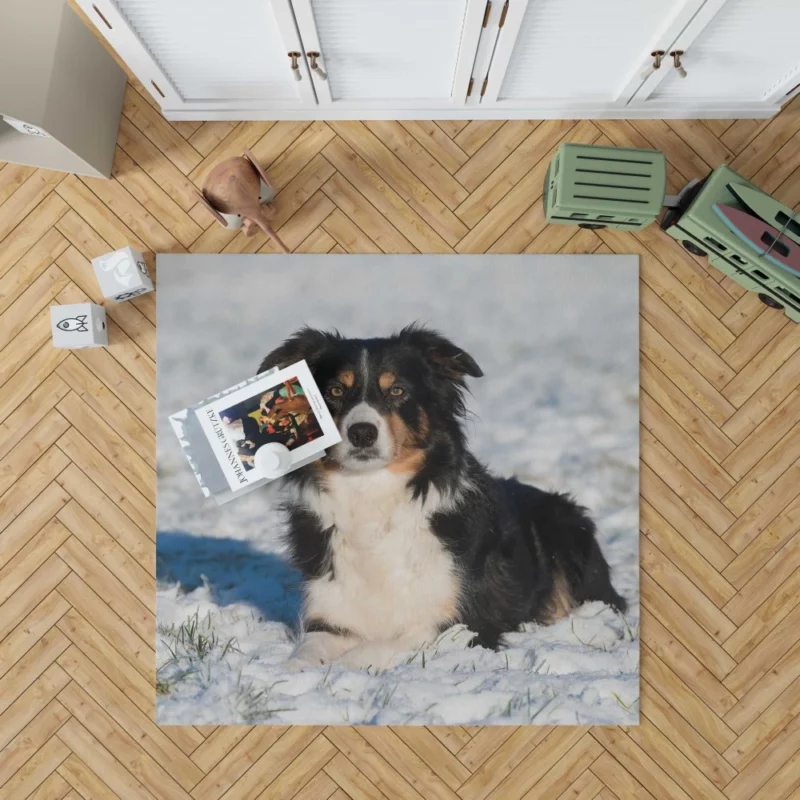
[162,103,780,121]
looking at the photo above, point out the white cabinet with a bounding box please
[290,0,486,108]
[76,0,800,120]
[77,0,316,112]
[631,0,800,109]
[478,0,707,108]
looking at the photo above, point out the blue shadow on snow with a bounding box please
[156,530,303,625]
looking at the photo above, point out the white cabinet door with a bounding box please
[633,0,800,108]
[479,0,707,110]
[75,0,316,112]
[290,0,486,108]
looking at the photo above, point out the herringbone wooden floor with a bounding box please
[3,56,800,798]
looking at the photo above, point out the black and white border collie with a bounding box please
[258,325,627,670]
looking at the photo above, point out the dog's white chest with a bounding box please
[302,471,460,641]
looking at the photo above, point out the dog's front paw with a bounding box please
[283,654,322,672]
[335,641,409,671]
[285,631,356,670]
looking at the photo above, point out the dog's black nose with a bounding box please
[348,422,378,448]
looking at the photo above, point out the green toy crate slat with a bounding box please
[545,143,667,231]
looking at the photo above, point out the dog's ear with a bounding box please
[399,325,483,379]
[257,327,338,375]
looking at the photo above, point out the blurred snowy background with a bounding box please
[156,255,639,725]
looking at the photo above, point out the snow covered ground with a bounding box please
[156,255,640,726]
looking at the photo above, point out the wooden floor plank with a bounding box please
[0,515,72,610]
[400,121,469,175]
[0,732,71,800]
[642,572,738,681]
[265,122,336,192]
[187,122,238,158]
[0,627,70,717]
[721,348,800,444]
[56,571,153,681]
[640,356,736,464]
[639,678,737,790]
[111,148,202,249]
[57,752,121,800]
[257,734,338,800]
[57,716,158,800]
[724,533,800,622]
[591,727,696,800]
[322,138,453,253]
[0,590,70,685]
[55,530,154,643]
[329,121,468,247]
[56,646,204,791]
[364,121,468,210]
[454,122,506,156]
[116,116,200,212]
[724,567,800,663]
[190,727,287,800]
[122,85,202,176]
[724,641,800,735]
[0,228,68,317]
[640,499,736,608]
[57,681,192,800]
[0,170,66,243]
[0,665,70,753]
[640,463,736,572]
[456,121,594,242]
[641,535,736,644]
[640,412,736,527]
[0,193,68,278]
[0,163,36,207]
[321,173,415,254]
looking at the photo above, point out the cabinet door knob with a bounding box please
[307,52,328,81]
[288,52,302,81]
[640,50,665,81]
[670,50,687,79]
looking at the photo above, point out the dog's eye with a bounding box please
[329,386,344,398]
[389,386,405,397]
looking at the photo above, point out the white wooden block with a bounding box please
[51,303,108,348]
[92,246,154,302]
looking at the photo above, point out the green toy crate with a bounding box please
[544,143,667,231]
[661,164,800,323]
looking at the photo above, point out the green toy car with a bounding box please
[660,165,800,323]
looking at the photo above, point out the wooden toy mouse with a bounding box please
[196,149,290,253]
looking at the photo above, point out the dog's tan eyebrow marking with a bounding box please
[379,371,396,391]
[338,370,355,388]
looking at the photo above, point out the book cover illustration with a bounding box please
[170,360,341,502]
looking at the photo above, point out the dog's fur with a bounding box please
[259,325,627,669]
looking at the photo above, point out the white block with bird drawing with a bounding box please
[92,246,154,302]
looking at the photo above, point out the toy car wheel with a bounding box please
[682,240,707,257]
[758,293,784,310]
[578,223,606,230]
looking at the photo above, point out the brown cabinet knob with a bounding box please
[670,50,687,79]
[288,52,302,81]
[307,52,328,81]
[640,50,665,81]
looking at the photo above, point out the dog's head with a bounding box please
[258,325,482,473]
